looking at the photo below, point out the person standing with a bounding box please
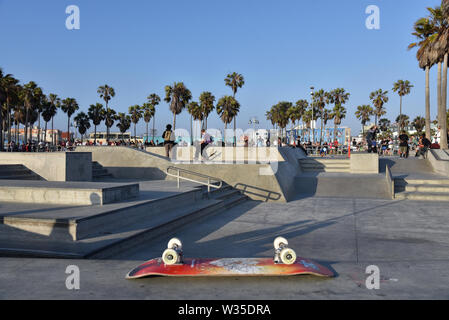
[398,130,409,159]
[162,124,175,158]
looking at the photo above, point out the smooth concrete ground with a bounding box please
[1,196,449,300]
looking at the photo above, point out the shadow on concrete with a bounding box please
[234,183,281,202]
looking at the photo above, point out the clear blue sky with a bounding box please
[0,0,444,137]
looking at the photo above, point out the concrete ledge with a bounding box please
[350,153,379,174]
[385,165,395,199]
[428,150,449,177]
[0,152,92,181]
[0,180,139,206]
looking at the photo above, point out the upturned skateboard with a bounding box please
[126,237,334,279]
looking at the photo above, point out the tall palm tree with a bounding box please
[61,98,79,143]
[147,93,160,143]
[48,94,60,146]
[74,112,91,143]
[199,92,215,130]
[97,85,115,143]
[216,96,240,146]
[142,103,155,144]
[88,103,105,145]
[287,104,303,143]
[392,80,414,132]
[369,89,389,126]
[164,82,192,131]
[270,102,291,141]
[225,72,245,146]
[128,105,143,145]
[21,81,40,144]
[355,105,374,136]
[187,101,203,145]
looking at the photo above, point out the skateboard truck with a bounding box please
[273,237,297,265]
[162,238,184,265]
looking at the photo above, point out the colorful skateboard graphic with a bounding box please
[126,237,334,279]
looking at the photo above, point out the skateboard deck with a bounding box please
[126,257,334,279]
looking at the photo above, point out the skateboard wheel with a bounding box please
[274,237,288,250]
[162,248,179,265]
[168,238,182,249]
[280,248,297,265]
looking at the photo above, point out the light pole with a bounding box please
[310,86,315,144]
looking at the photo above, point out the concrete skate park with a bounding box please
[1,146,449,299]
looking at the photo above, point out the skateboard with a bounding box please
[126,237,334,279]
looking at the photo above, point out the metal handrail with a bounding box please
[166,166,223,193]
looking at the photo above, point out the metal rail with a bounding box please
[166,166,223,193]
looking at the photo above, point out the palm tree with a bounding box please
[97,85,115,143]
[225,72,245,146]
[87,103,105,145]
[142,103,155,144]
[327,89,350,142]
[199,92,215,130]
[392,80,413,132]
[216,96,240,146]
[287,104,303,143]
[369,89,389,126]
[128,105,143,145]
[164,82,191,131]
[302,109,313,142]
[379,118,391,132]
[187,101,203,145]
[332,104,347,143]
[48,94,60,146]
[74,112,91,143]
[21,81,40,144]
[413,116,426,134]
[115,113,132,141]
[42,98,58,145]
[270,102,292,141]
[147,93,160,143]
[103,108,117,144]
[0,71,19,148]
[312,89,329,143]
[355,105,374,136]
[61,98,79,143]
[396,114,410,130]
[294,99,309,142]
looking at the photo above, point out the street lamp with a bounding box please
[310,86,315,144]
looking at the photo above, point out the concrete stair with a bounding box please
[92,161,113,179]
[299,158,350,173]
[0,164,42,180]
[394,178,449,202]
[0,184,248,259]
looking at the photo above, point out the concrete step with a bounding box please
[301,163,350,169]
[395,192,449,202]
[400,184,449,194]
[396,179,449,186]
[0,165,41,180]
[87,192,248,259]
[0,180,139,206]
[302,167,350,173]
[300,159,350,165]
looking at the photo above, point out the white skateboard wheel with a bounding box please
[162,248,179,265]
[280,248,297,265]
[274,237,288,250]
[168,238,182,249]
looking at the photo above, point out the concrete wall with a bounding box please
[76,146,307,202]
[350,153,379,174]
[146,146,285,163]
[428,150,449,177]
[0,152,92,181]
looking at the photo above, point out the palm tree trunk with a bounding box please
[233,118,236,147]
[67,116,70,143]
[37,113,41,144]
[425,65,431,140]
[25,108,29,144]
[7,102,11,147]
[44,121,48,145]
[190,115,193,146]
[399,96,403,132]
[173,113,176,131]
[51,117,54,146]
[146,121,149,144]
[152,116,155,144]
[441,54,448,149]
[134,123,137,145]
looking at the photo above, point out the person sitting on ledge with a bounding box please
[415,133,432,159]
